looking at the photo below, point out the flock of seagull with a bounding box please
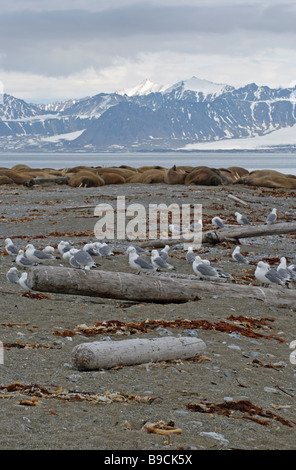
[4,206,296,292]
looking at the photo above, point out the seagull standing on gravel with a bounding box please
[58,241,72,255]
[93,242,114,257]
[6,267,21,284]
[151,249,175,270]
[232,246,248,264]
[68,248,96,269]
[159,245,170,261]
[25,244,55,263]
[235,212,251,225]
[26,243,55,263]
[18,272,31,290]
[265,208,277,225]
[186,246,196,263]
[212,216,225,229]
[277,257,294,282]
[192,256,231,281]
[126,246,155,274]
[255,261,286,287]
[5,238,19,256]
[16,249,34,268]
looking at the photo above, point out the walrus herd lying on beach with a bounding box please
[0,163,296,189]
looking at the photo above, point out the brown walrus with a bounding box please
[164,165,186,185]
[238,169,296,189]
[184,166,224,186]
[68,170,105,188]
[100,172,126,184]
[0,169,32,185]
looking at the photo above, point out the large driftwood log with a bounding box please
[71,336,206,370]
[26,266,296,308]
[27,265,200,303]
[137,221,296,248]
[24,177,69,187]
[202,221,296,244]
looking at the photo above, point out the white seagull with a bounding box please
[255,261,286,287]
[126,246,155,274]
[93,242,114,256]
[265,208,277,225]
[192,256,231,281]
[18,272,31,290]
[58,241,72,255]
[151,249,175,270]
[5,238,19,256]
[25,244,55,263]
[68,248,96,269]
[159,245,170,261]
[212,216,225,229]
[277,257,294,282]
[16,249,34,268]
[6,267,21,284]
[235,212,251,225]
[232,246,248,264]
[186,246,196,263]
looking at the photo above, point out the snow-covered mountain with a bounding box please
[1,76,296,152]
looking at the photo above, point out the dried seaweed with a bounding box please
[187,399,293,427]
[0,382,156,405]
[53,315,284,343]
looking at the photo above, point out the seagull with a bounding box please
[6,267,21,284]
[93,242,114,257]
[186,246,196,263]
[235,212,251,225]
[288,263,296,277]
[265,208,277,225]
[5,238,19,256]
[18,272,31,290]
[42,245,55,255]
[68,248,96,269]
[127,245,149,255]
[277,257,294,282]
[6,268,31,290]
[232,246,248,264]
[159,245,170,261]
[212,216,225,229]
[190,220,203,232]
[168,224,189,235]
[151,249,175,270]
[16,249,34,268]
[192,256,231,281]
[126,246,155,274]
[83,243,101,256]
[255,261,286,287]
[58,240,72,255]
[25,244,55,263]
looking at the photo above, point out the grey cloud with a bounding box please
[0,3,295,76]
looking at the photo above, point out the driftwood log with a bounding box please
[71,336,206,370]
[24,177,69,187]
[27,266,296,308]
[137,221,296,248]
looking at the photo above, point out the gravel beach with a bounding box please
[0,180,296,451]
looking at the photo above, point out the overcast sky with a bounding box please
[1,0,296,103]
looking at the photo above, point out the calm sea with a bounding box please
[0,152,295,175]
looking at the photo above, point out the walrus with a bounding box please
[228,167,249,178]
[68,170,105,188]
[238,169,296,189]
[95,167,137,180]
[100,172,126,185]
[125,168,166,184]
[164,165,186,185]
[0,169,32,185]
[184,166,224,186]
[0,175,14,185]
[137,165,165,173]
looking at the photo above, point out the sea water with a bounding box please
[0,151,295,175]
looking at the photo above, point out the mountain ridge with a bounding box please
[1,76,296,152]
